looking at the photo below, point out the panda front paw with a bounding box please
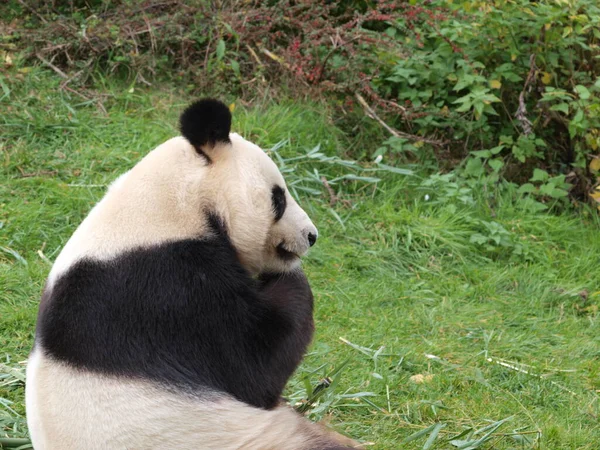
[257,269,313,307]
[258,268,308,287]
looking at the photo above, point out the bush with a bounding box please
[371,0,600,207]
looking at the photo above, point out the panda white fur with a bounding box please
[25,100,358,450]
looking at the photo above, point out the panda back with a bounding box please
[37,225,310,409]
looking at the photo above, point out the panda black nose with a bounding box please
[308,232,317,247]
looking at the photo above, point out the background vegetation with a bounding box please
[1,1,600,449]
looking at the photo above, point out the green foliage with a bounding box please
[376,0,600,205]
[5,0,600,206]
[3,66,600,449]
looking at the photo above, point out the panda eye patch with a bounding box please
[271,186,287,222]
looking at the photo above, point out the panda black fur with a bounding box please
[180,99,231,163]
[37,224,313,410]
[26,100,357,449]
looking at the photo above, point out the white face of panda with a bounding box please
[175,99,318,275]
[204,132,318,274]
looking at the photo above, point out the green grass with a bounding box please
[1,66,600,449]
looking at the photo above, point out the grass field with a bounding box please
[1,67,600,449]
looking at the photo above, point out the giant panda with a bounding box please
[25,99,358,450]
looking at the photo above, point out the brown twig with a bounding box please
[95,99,108,116]
[245,44,263,68]
[17,168,58,178]
[321,176,339,206]
[61,85,108,116]
[62,85,90,100]
[203,34,213,76]
[36,53,68,79]
[59,70,84,90]
[17,0,48,23]
[379,98,407,115]
[516,54,537,136]
[260,47,290,69]
[321,176,352,207]
[259,47,309,86]
[244,45,266,83]
[143,15,157,54]
[355,93,447,147]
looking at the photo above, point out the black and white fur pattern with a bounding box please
[26,100,357,449]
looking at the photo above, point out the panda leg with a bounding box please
[27,352,359,449]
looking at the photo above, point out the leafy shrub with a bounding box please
[3,0,600,209]
[374,0,600,208]
[2,1,398,96]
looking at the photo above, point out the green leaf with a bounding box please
[474,102,485,117]
[0,247,27,266]
[489,145,504,155]
[329,174,381,183]
[470,416,513,445]
[216,39,226,61]
[0,77,10,100]
[481,93,501,103]
[512,145,526,163]
[531,168,549,182]
[488,158,504,172]
[328,208,346,230]
[447,428,473,442]
[575,84,591,100]
[470,233,488,245]
[520,197,548,212]
[403,424,438,444]
[450,438,477,448]
[453,93,472,105]
[549,187,569,198]
[550,103,569,114]
[423,423,446,450]
[471,150,491,158]
[518,183,536,194]
[339,391,377,398]
[464,157,484,176]
[375,163,413,176]
[453,74,475,91]
[455,101,473,113]
[230,59,240,78]
[539,183,554,196]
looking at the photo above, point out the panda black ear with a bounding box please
[180,99,232,160]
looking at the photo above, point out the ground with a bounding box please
[1,68,599,449]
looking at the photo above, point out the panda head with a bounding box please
[178,99,318,274]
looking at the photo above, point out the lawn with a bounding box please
[1,67,599,449]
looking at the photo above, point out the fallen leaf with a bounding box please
[410,374,434,384]
[589,190,600,202]
[541,72,552,85]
